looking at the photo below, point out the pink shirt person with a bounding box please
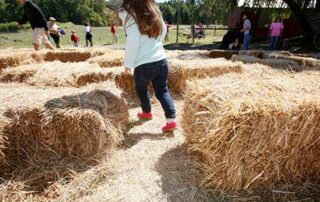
[270,22,284,37]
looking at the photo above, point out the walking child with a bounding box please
[17,0,54,51]
[119,0,178,132]
[111,23,118,44]
[71,30,80,47]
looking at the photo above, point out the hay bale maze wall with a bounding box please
[208,50,237,59]
[44,49,104,63]
[182,69,320,194]
[168,58,243,93]
[0,52,43,70]
[88,50,124,68]
[0,82,129,159]
[0,62,123,87]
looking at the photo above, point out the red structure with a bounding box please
[228,7,304,41]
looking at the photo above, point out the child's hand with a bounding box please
[124,67,131,74]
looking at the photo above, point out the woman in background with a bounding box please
[269,17,284,51]
[85,22,93,47]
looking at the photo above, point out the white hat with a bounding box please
[49,17,56,21]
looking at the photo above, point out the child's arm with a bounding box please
[159,19,167,41]
[124,19,140,69]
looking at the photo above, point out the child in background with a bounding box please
[118,0,177,132]
[111,23,118,44]
[71,30,80,47]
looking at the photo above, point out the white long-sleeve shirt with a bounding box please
[119,9,167,69]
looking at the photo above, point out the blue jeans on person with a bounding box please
[243,34,252,50]
[134,59,176,119]
[269,36,279,51]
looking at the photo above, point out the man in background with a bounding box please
[17,0,54,51]
[241,12,252,50]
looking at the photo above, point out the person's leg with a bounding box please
[33,43,40,51]
[269,36,275,50]
[134,66,155,114]
[89,36,93,47]
[152,60,176,119]
[273,36,279,50]
[86,34,89,47]
[243,34,249,50]
[42,33,54,50]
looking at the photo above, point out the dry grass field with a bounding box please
[0,47,319,201]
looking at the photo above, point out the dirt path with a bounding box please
[60,98,212,202]
[97,99,210,202]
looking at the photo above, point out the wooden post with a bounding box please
[176,24,179,44]
[192,25,195,44]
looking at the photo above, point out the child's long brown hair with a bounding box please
[121,0,163,38]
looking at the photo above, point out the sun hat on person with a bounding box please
[49,17,56,21]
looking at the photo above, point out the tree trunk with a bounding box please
[283,0,314,36]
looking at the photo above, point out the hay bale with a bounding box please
[0,82,129,162]
[0,65,38,83]
[238,50,267,58]
[208,50,237,59]
[182,69,320,192]
[231,55,301,71]
[0,52,43,70]
[114,72,154,98]
[166,50,210,60]
[168,58,243,93]
[0,62,119,87]
[264,52,320,70]
[44,50,104,63]
[88,50,124,68]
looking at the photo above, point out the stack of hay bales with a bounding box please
[0,81,129,163]
[264,52,320,71]
[166,50,210,60]
[0,62,122,87]
[88,50,124,68]
[168,58,243,93]
[0,52,43,70]
[44,49,104,63]
[208,50,237,59]
[182,68,320,193]
[231,55,301,71]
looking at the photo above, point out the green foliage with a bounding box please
[0,22,31,32]
[0,0,110,26]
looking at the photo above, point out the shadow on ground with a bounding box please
[155,143,221,202]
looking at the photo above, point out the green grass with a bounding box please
[0,23,226,49]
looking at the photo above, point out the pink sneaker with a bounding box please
[162,121,178,132]
[137,112,153,120]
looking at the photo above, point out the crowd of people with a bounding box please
[220,12,284,51]
[16,0,119,50]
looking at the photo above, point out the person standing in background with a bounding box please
[85,22,93,47]
[165,21,171,42]
[269,17,284,51]
[241,12,252,50]
[71,30,80,47]
[111,23,118,44]
[48,17,61,48]
[17,0,54,51]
